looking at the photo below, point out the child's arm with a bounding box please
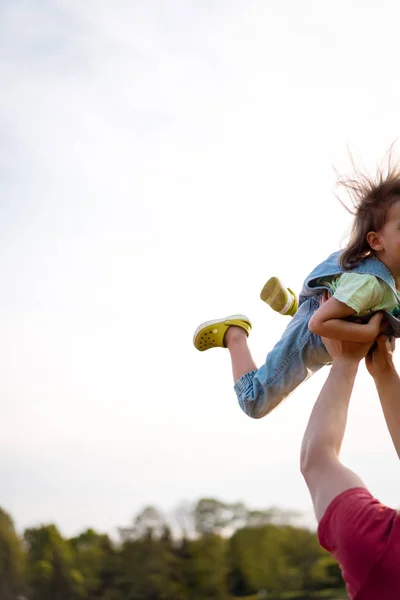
[308,296,382,342]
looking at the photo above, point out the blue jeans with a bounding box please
[234,297,332,419]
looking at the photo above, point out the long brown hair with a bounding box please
[338,160,400,269]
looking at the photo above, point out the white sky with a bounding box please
[1,0,400,537]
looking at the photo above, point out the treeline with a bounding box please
[0,499,346,600]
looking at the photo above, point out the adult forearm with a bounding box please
[302,360,359,464]
[374,371,400,459]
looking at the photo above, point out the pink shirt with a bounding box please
[318,487,400,599]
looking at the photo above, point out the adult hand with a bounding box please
[322,335,375,363]
[363,312,384,341]
[365,334,396,379]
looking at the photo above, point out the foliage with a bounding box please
[2,498,346,600]
[0,508,26,600]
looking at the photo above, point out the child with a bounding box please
[193,167,400,419]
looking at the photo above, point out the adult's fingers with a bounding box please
[376,334,395,353]
[320,290,331,305]
[369,312,383,326]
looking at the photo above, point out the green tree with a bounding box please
[0,507,25,600]
[0,497,347,600]
[281,525,337,591]
[118,526,187,600]
[25,524,83,600]
[187,533,229,600]
[70,528,119,599]
[229,525,302,596]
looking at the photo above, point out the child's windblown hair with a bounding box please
[338,159,400,269]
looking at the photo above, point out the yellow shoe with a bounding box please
[260,277,298,316]
[193,314,252,351]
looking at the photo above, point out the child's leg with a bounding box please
[225,326,257,382]
[235,298,331,419]
[194,301,331,419]
[193,315,256,382]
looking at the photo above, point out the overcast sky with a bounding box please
[1,0,400,537]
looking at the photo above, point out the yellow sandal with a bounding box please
[260,277,298,316]
[193,314,252,351]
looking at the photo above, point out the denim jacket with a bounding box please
[299,250,400,336]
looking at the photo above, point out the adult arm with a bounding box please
[301,336,373,522]
[366,335,400,459]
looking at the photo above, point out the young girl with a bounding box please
[193,168,400,419]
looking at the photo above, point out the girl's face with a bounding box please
[374,200,400,267]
